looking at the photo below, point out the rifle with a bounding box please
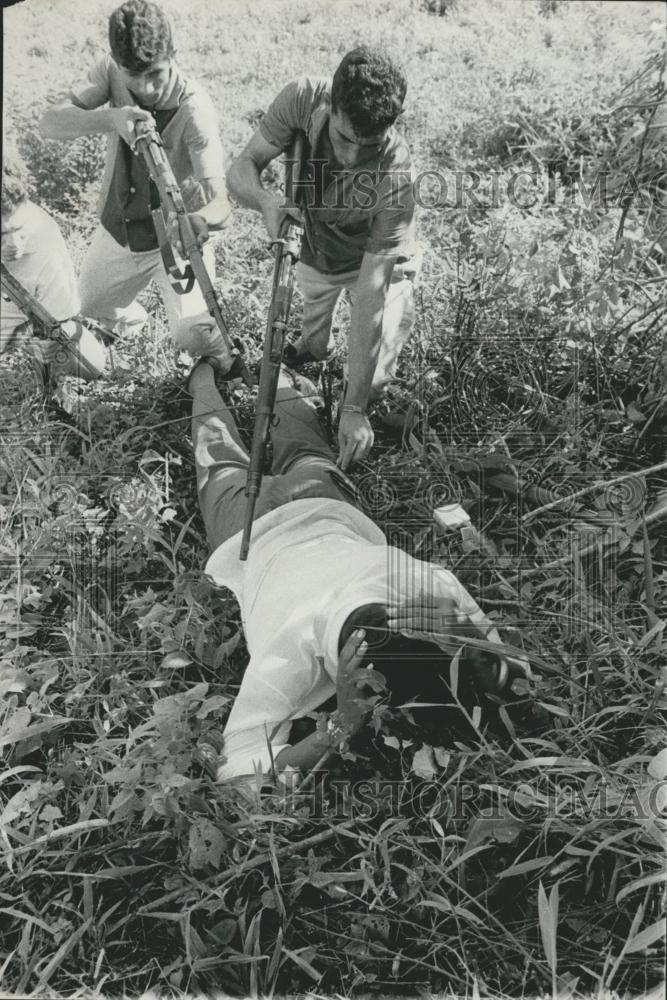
[133,121,252,386]
[1,262,106,380]
[239,133,306,560]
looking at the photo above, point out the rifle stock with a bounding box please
[239,133,305,560]
[133,122,252,386]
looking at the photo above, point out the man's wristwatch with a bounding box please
[341,403,367,415]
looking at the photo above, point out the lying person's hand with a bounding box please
[335,628,386,737]
[166,211,209,257]
[386,596,530,693]
[337,410,374,470]
[386,596,466,637]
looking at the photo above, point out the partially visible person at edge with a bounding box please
[39,0,231,360]
[1,149,106,385]
[226,46,419,471]
[185,351,528,788]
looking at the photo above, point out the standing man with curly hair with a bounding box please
[39,0,231,360]
[227,46,419,471]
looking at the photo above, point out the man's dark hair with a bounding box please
[339,603,505,740]
[1,150,30,217]
[331,46,407,137]
[108,0,174,73]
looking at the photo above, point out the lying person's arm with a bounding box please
[273,730,332,773]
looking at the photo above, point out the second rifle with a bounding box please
[239,133,306,560]
[1,262,106,380]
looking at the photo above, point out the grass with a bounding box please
[1,0,666,997]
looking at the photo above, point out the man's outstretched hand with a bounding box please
[337,410,374,471]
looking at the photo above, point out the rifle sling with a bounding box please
[151,209,195,295]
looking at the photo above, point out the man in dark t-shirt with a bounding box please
[227,46,419,470]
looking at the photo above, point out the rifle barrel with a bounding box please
[1,262,59,332]
[239,133,305,560]
[1,262,105,380]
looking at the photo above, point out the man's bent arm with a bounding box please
[227,130,302,240]
[40,102,115,140]
[227,130,282,212]
[40,101,153,146]
[345,251,396,408]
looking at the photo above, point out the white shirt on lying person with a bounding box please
[205,497,503,783]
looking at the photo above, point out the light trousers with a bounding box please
[78,225,227,357]
[296,254,419,394]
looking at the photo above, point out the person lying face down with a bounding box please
[187,345,528,785]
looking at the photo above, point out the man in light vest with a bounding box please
[39,0,231,360]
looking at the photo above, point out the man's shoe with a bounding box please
[187,354,243,392]
[283,342,329,370]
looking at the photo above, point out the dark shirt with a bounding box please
[259,77,416,275]
[70,56,224,253]
[102,107,178,252]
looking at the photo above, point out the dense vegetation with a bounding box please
[1,0,665,997]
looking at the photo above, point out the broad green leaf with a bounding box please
[411,744,436,780]
[647,747,667,780]
[0,714,70,750]
[499,856,554,879]
[188,817,225,871]
[624,919,666,954]
[616,870,666,904]
[465,815,523,851]
[538,880,559,974]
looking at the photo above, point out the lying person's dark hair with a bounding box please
[337,603,510,744]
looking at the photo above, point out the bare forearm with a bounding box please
[40,104,113,141]
[273,731,332,773]
[226,155,273,214]
[345,292,385,408]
